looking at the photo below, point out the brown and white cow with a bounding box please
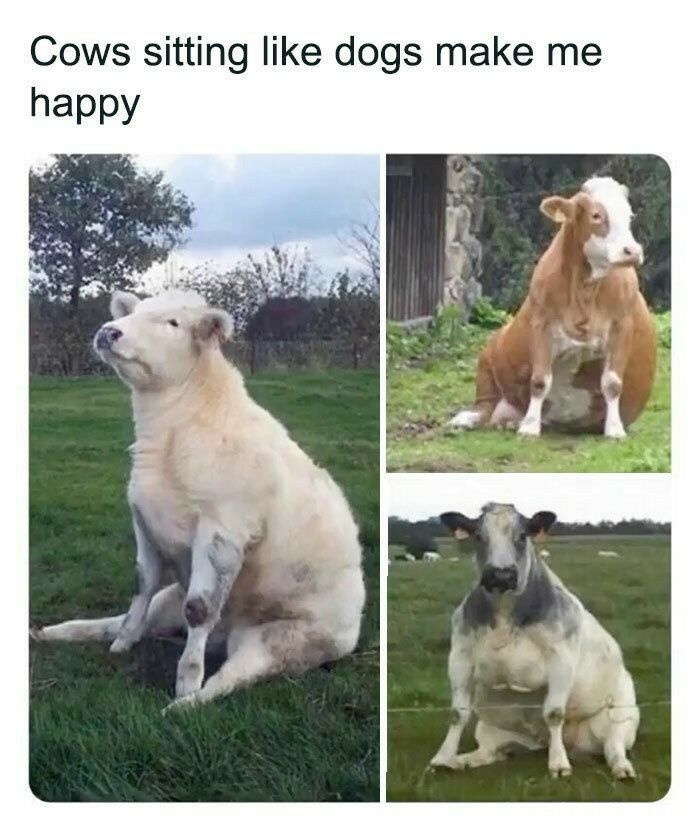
[451,177,656,438]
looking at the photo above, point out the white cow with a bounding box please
[423,551,441,562]
[598,550,621,558]
[432,503,638,780]
[31,290,365,711]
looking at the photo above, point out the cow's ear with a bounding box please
[110,290,139,318]
[193,307,233,344]
[440,512,479,540]
[540,196,576,224]
[527,511,557,538]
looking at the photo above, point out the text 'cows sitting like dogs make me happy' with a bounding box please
[452,177,656,438]
[431,503,638,780]
[31,291,365,711]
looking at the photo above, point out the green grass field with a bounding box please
[29,371,379,802]
[387,314,671,473]
[388,535,670,802]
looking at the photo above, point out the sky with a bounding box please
[135,154,379,289]
[388,474,672,523]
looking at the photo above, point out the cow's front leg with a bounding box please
[430,640,473,770]
[109,509,163,653]
[519,323,552,437]
[602,318,633,439]
[175,520,245,699]
[543,646,576,778]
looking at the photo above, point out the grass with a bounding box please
[387,313,671,472]
[387,535,670,802]
[29,371,379,802]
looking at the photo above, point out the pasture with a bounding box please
[29,371,379,802]
[387,535,670,802]
[387,313,671,473]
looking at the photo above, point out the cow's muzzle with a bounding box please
[94,325,123,352]
[481,565,518,593]
[618,243,644,267]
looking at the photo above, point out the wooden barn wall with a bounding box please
[386,155,446,322]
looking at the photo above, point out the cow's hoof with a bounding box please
[612,761,636,780]
[429,756,460,771]
[109,636,133,654]
[162,693,199,715]
[450,410,482,430]
[456,750,503,769]
[175,672,203,700]
[518,421,541,437]
[604,427,627,440]
[549,764,572,779]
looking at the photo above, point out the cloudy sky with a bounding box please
[136,154,379,289]
[389,474,672,523]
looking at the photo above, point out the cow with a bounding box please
[30,290,365,711]
[430,503,638,780]
[451,177,656,439]
[598,550,621,558]
[423,551,442,562]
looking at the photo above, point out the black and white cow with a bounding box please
[430,503,638,780]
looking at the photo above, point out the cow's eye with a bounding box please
[167,319,179,328]
[592,211,602,222]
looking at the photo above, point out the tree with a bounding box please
[167,244,321,333]
[29,154,193,312]
[337,202,380,290]
[478,155,671,312]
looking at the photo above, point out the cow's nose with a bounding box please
[481,566,518,593]
[623,244,644,263]
[96,326,122,349]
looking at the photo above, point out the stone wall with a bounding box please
[443,155,484,318]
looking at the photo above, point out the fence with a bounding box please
[29,336,379,377]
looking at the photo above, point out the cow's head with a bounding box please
[93,290,233,390]
[440,503,556,594]
[540,176,643,277]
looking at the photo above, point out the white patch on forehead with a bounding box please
[482,503,518,534]
[135,290,207,315]
[582,176,632,228]
[481,505,520,568]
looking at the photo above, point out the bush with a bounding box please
[469,298,510,329]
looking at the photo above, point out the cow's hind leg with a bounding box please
[450,352,500,429]
[31,583,185,644]
[165,619,348,711]
[604,715,638,780]
[455,721,544,769]
[581,671,639,780]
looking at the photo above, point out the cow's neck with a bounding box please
[130,351,246,443]
[557,224,595,287]
[511,555,557,628]
[551,225,605,332]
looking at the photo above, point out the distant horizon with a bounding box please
[388,474,672,524]
[389,513,671,527]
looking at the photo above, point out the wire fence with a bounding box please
[388,700,670,716]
